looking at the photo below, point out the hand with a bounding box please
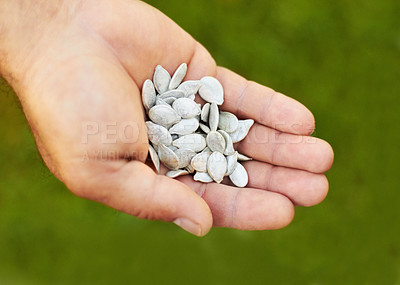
[0,0,333,236]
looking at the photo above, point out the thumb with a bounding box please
[66,160,213,236]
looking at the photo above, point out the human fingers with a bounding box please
[216,67,315,135]
[235,123,334,173]
[177,176,294,230]
[243,161,329,206]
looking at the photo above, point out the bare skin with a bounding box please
[0,0,334,236]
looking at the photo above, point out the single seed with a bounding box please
[148,144,160,173]
[148,105,181,128]
[158,144,180,170]
[198,76,224,105]
[207,151,227,183]
[169,118,199,135]
[229,119,255,143]
[191,152,211,172]
[172,98,201,119]
[209,103,219,132]
[145,121,172,146]
[199,123,210,134]
[225,152,238,176]
[201,103,210,123]
[169,63,187,90]
[229,162,248,187]
[175,148,196,169]
[159,89,185,99]
[173,134,207,152]
[218,130,235,155]
[153,65,171,94]
[206,131,226,153]
[167,169,189,178]
[218,111,239,133]
[142,79,156,112]
[194,172,213,183]
[177,80,202,97]
[237,152,252,161]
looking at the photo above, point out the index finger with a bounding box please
[216,67,315,135]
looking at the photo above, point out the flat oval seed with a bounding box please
[229,162,248,188]
[194,172,213,183]
[206,131,226,153]
[199,123,210,134]
[207,151,227,183]
[229,119,255,143]
[237,152,253,161]
[142,79,156,112]
[174,148,196,168]
[191,152,211,172]
[158,144,180,170]
[218,130,235,155]
[169,63,187,90]
[148,144,160,173]
[167,169,189,178]
[169,118,199,135]
[159,89,185,99]
[173,134,207,152]
[145,121,172,146]
[225,152,238,176]
[209,103,219,132]
[199,76,224,105]
[149,105,181,128]
[218,111,239,133]
[172,98,201,119]
[153,65,171,94]
[177,80,202,97]
[201,103,210,123]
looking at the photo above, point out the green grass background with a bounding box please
[1,0,399,284]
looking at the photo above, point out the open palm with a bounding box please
[7,0,333,236]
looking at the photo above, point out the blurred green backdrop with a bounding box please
[1,0,399,284]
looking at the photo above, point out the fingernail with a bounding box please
[173,218,202,236]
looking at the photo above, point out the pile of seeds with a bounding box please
[142,63,254,187]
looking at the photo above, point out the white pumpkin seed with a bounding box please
[208,103,219,132]
[206,131,226,153]
[218,130,235,155]
[174,148,196,168]
[199,123,210,134]
[145,121,172,146]
[169,118,199,135]
[142,79,156,112]
[148,144,160,173]
[172,98,201,119]
[237,153,253,161]
[225,152,238,176]
[198,76,224,105]
[207,151,227,183]
[229,162,248,187]
[191,152,211,172]
[169,63,187,90]
[194,172,213,183]
[153,65,171,94]
[159,89,185,99]
[177,80,201,97]
[148,105,181,128]
[229,119,255,143]
[201,103,210,123]
[167,169,189,178]
[158,144,180,170]
[172,134,207,152]
[218,111,239,133]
